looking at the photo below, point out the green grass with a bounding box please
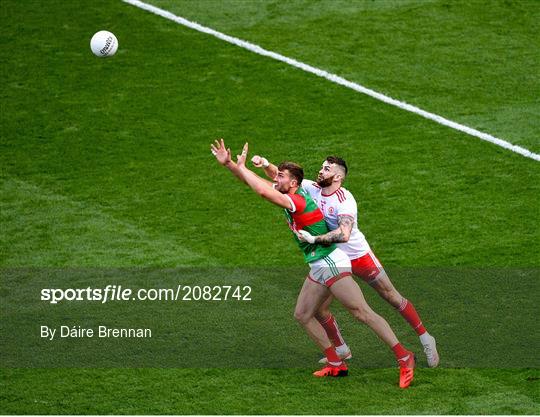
[1,0,539,414]
[1,369,538,415]
[153,0,540,153]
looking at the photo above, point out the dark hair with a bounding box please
[277,161,304,184]
[326,156,348,175]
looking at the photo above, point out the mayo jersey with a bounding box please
[301,179,370,259]
[283,188,336,264]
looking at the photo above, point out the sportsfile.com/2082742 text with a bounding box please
[40,285,252,304]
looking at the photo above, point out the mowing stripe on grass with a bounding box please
[122,0,540,163]
[1,176,206,266]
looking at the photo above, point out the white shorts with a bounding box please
[308,248,352,287]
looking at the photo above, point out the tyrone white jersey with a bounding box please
[301,179,370,259]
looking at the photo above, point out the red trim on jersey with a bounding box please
[321,187,346,203]
[288,193,307,214]
[321,188,338,197]
[293,209,324,229]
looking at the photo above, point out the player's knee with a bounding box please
[294,308,310,325]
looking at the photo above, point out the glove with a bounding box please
[298,229,316,244]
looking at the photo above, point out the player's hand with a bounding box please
[297,229,316,244]
[211,138,232,166]
[236,142,249,167]
[251,155,263,167]
[251,155,270,168]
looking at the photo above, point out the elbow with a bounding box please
[341,231,351,243]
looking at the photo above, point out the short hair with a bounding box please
[277,161,304,184]
[326,156,348,175]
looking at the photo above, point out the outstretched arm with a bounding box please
[251,155,279,180]
[210,138,243,182]
[211,140,292,210]
[298,215,354,244]
[211,139,273,187]
[235,143,294,210]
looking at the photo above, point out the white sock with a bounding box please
[336,344,350,355]
[419,332,432,344]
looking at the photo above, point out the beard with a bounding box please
[316,174,334,187]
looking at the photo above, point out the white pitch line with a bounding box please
[122,0,540,162]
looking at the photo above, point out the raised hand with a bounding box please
[210,138,232,166]
[251,155,264,167]
[236,142,249,167]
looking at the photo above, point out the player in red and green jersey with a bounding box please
[282,186,336,262]
[211,139,415,387]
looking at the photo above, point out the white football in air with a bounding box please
[90,30,118,57]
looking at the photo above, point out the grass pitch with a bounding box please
[1,0,539,414]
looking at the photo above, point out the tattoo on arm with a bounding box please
[314,228,345,244]
[314,215,354,244]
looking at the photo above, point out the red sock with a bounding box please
[391,343,409,361]
[318,314,345,348]
[397,298,426,335]
[324,347,341,365]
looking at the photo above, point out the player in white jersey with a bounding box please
[252,155,439,368]
[300,177,370,259]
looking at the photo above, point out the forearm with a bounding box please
[237,165,274,195]
[314,228,349,244]
[313,215,354,244]
[224,160,272,187]
[213,142,289,208]
[236,165,292,209]
[224,161,247,184]
[263,163,278,179]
